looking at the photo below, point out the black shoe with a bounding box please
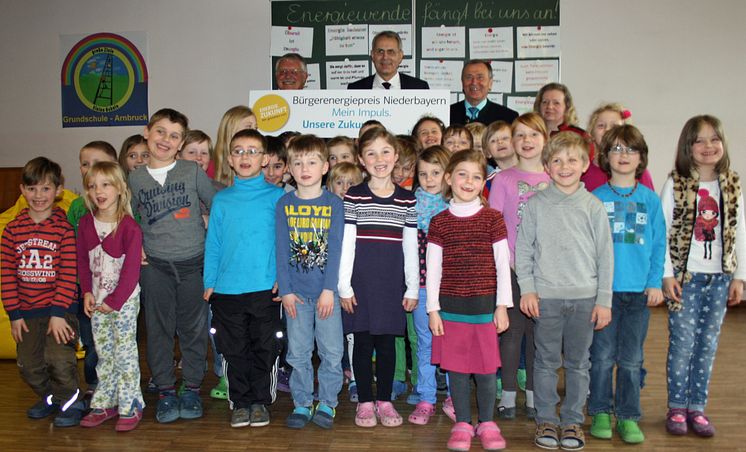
[27,399,59,419]
[54,400,86,427]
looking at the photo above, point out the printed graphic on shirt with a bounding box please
[604,200,648,245]
[285,204,331,272]
[15,242,57,283]
[694,188,719,260]
[516,180,548,229]
[135,182,192,225]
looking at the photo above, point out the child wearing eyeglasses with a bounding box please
[588,124,666,444]
[203,129,285,428]
[128,108,217,424]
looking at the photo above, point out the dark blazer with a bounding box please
[348,73,430,90]
[449,100,519,126]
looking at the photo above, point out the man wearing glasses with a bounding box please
[348,31,429,90]
[275,53,308,90]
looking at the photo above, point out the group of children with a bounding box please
[1,81,744,451]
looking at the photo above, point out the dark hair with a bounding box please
[598,124,648,179]
[411,116,446,137]
[442,150,487,204]
[358,127,398,156]
[265,136,288,163]
[230,128,267,150]
[461,59,493,78]
[443,125,474,149]
[82,140,117,161]
[22,156,63,187]
[147,108,189,133]
[675,115,730,177]
[118,135,148,175]
[371,30,403,51]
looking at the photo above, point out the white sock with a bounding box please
[501,390,517,408]
[526,390,534,408]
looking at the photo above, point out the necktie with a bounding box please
[382,82,391,90]
[468,107,479,121]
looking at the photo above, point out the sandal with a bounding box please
[408,401,435,425]
[375,401,402,427]
[535,422,560,450]
[559,424,586,451]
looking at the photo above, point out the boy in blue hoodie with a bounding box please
[203,129,284,428]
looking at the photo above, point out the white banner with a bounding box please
[249,90,450,137]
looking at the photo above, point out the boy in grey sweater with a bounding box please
[515,131,613,451]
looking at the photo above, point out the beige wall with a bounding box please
[0,0,743,192]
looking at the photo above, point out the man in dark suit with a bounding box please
[450,59,518,125]
[348,31,429,90]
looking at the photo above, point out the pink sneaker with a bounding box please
[442,396,456,422]
[476,421,507,450]
[115,409,143,432]
[80,407,118,427]
[447,422,475,451]
[376,401,402,427]
[408,401,435,425]
[355,402,377,427]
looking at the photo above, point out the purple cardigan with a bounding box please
[76,213,142,311]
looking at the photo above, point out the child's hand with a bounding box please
[728,279,744,306]
[97,303,114,314]
[83,292,97,318]
[10,318,29,343]
[141,247,148,266]
[203,288,214,302]
[402,297,417,312]
[340,295,357,314]
[282,293,303,319]
[494,306,509,333]
[429,311,444,336]
[272,282,282,302]
[663,277,681,303]
[645,288,664,307]
[47,316,75,345]
[317,289,334,320]
[591,305,611,330]
[520,293,540,318]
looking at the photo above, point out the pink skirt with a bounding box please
[432,320,500,374]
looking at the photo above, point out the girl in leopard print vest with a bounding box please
[661,115,745,438]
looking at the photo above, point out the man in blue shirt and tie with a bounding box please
[449,59,518,126]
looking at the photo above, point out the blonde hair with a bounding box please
[443,150,488,205]
[534,83,578,126]
[542,131,589,166]
[326,162,363,190]
[287,134,328,163]
[465,122,486,147]
[327,136,358,160]
[83,161,133,231]
[512,112,549,147]
[214,106,256,185]
[586,103,628,133]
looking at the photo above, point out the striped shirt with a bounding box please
[1,208,77,320]
[344,184,417,241]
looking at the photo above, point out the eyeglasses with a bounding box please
[230,148,264,157]
[278,69,306,76]
[608,144,639,155]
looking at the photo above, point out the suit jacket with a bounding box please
[449,100,518,126]
[348,73,430,90]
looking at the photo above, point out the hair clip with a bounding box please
[622,109,632,119]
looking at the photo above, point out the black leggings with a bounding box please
[450,371,496,424]
[353,332,396,403]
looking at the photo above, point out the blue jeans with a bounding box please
[588,292,649,420]
[413,287,437,404]
[534,297,595,426]
[667,273,730,412]
[286,294,344,408]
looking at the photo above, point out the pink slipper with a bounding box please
[443,396,456,422]
[375,401,402,427]
[476,421,507,450]
[408,401,435,425]
[447,422,474,451]
[355,402,377,427]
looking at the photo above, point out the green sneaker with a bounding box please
[617,419,645,444]
[210,376,228,400]
[590,413,612,439]
[517,368,527,392]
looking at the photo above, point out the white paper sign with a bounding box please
[516,26,561,58]
[421,26,466,58]
[469,27,513,60]
[249,90,451,137]
[490,61,513,93]
[325,24,369,56]
[487,93,504,105]
[507,96,537,115]
[304,63,320,90]
[271,26,313,58]
[514,59,559,92]
[325,60,370,90]
[419,60,463,92]
[369,24,413,56]
[399,58,414,76]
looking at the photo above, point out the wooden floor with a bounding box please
[1,306,745,451]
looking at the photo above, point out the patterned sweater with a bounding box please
[1,208,77,320]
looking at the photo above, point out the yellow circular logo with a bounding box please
[253,94,290,132]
